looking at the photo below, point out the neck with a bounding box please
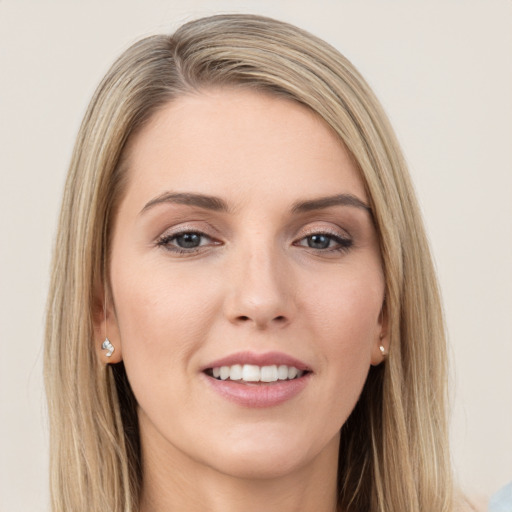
[138,420,340,512]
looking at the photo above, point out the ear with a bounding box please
[370,297,389,366]
[92,283,123,364]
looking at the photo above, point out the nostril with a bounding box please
[233,314,288,326]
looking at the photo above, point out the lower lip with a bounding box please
[202,373,311,408]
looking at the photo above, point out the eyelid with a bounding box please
[292,223,354,253]
[155,220,220,240]
[296,223,351,239]
[154,220,223,253]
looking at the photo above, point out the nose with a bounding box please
[223,244,295,330]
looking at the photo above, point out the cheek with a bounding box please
[306,265,383,342]
[303,265,383,388]
[111,258,222,381]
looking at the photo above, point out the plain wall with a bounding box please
[1,1,511,510]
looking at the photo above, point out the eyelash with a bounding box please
[293,232,353,253]
[155,230,353,255]
[156,231,217,254]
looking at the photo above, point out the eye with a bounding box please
[305,234,334,250]
[173,232,204,249]
[295,232,352,252]
[156,231,217,253]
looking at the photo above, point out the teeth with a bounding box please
[209,364,305,382]
[260,365,278,382]
[229,364,243,381]
[242,364,260,382]
[277,365,288,380]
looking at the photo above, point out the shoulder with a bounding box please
[488,482,512,512]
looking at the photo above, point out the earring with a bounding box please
[379,344,387,358]
[102,338,115,357]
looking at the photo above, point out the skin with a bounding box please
[100,89,387,512]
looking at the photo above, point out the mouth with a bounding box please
[201,352,312,407]
[204,364,309,383]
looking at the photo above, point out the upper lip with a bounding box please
[202,351,311,372]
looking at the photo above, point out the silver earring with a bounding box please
[102,284,115,357]
[379,344,387,358]
[102,338,115,357]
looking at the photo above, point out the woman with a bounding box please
[45,13,454,512]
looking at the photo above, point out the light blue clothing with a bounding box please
[489,482,512,512]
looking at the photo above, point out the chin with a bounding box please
[206,447,308,481]
[197,428,339,481]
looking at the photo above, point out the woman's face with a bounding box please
[107,89,386,480]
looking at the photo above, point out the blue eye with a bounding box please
[307,234,333,249]
[174,232,203,248]
[296,233,352,252]
[157,231,214,253]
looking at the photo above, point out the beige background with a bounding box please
[1,1,511,510]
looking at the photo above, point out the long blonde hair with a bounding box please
[45,13,452,512]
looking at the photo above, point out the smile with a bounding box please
[206,364,306,382]
[201,352,312,407]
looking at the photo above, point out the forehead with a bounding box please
[121,88,367,211]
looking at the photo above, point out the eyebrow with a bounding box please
[140,192,230,214]
[140,191,371,216]
[291,194,371,213]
